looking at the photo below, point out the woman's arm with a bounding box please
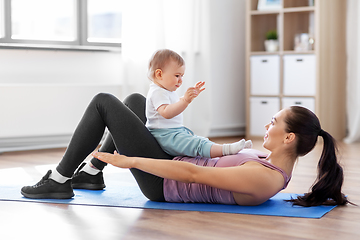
[92,151,282,196]
[93,151,200,183]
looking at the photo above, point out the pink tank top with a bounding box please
[163,149,291,204]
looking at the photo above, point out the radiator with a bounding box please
[0,84,122,152]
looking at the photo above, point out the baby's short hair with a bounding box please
[148,49,185,80]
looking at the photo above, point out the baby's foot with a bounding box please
[222,139,246,155]
[244,140,253,149]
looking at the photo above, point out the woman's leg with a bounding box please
[22,93,171,200]
[88,132,115,171]
[125,94,169,201]
[90,93,149,170]
[56,93,171,177]
[82,93,168,201]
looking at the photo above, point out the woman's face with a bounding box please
[263,108,290,151]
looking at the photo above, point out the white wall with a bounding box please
[0,49,123,152]
[0,49,122,84]
[0,0,247,151]
[208,0,246,137]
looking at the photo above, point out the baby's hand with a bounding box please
[194,81,205,94]
[182,81,205,103]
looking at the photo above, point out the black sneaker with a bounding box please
[72,162,106,190]
[21,170,74,199]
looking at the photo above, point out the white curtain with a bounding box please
[121,0,212,137]
[344,0,360,143]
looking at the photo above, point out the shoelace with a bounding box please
[33,175,49,188]
[72,167,82,178]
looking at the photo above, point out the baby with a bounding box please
[146,49,252,158]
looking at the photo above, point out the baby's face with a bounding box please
[157,60,185,92]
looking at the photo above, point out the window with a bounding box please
[0,0,122,49]
[0,0,4,38]
[87,0,122,44]
[11,0,76,41]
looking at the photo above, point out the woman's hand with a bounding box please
[92,151,133,169]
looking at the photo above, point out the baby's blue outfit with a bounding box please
[146,83,214,158]
[149,127,213,158]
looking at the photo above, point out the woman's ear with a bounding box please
[155,69,163,80]
[284,132,296,144]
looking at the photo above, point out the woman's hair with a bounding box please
[284,106,350,206]
[148,49,185,81]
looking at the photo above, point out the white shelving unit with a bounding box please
[245,0,347,140]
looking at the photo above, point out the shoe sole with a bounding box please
[72,183,105,190]
[21,190,74,199]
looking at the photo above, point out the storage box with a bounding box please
[250,97,280,136]
[250,55,280,95]
[282,97,315,112]
[283,54,316,96]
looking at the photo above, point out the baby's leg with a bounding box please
[210,144,223,158]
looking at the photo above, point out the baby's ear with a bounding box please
[155,69,163,80]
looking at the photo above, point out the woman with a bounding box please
[21,93,350,206]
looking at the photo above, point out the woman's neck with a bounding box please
[266,151,296,177]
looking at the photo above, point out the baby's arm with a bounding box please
[157,81,205,119]
[157,98,190,119]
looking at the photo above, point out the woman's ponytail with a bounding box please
[284,106,351,207]
[288,130,349,206]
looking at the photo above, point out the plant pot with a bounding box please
[264,40,279,52]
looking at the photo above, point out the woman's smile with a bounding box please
[264,133,268,140]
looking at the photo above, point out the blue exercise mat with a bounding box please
[0,170,336,218]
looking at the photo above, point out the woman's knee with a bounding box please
[92,92,145,108]
[123,93,147,123]
[90,93,121,110]
[123,93,146,106]
[92,92,117,103]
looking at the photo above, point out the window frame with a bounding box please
[0,0,121,51]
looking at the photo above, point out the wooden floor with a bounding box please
[0,137,359,240]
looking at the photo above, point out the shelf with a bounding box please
[283,11,315,51]
[250,10,280,15]
[283,0,314,8]
[282,95,315,98]
[250,51,279,55]
[283,6,315,13]
[246,0,347,140]
[250,94,280,98]
[250,50,315,56]
[251,6,315,15]
[282,50,315,55]
[250,0,315,11]
[250,14,278,52]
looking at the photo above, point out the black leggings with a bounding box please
[56,93,172,201]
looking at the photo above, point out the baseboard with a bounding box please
[1,127,245,153]
[0,130,110,153]
[208,125,245,138]
[0,134,72,153]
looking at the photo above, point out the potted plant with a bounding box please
[264,30,279,52]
